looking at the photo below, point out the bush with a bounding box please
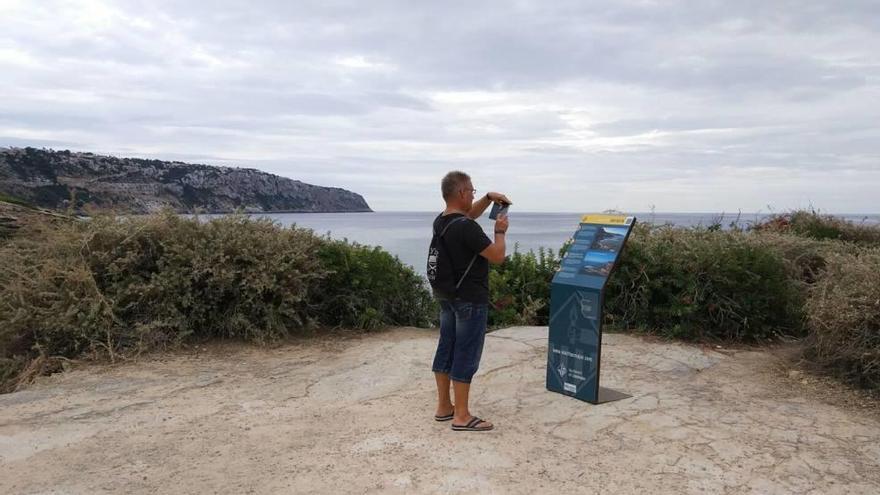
[753,209,880,247]
[483,224,806,341]
[488,247,561,327]
[1,198,69,243]
[0,211,435,392]
[313,238,436,330]
[482,222,880,388]
[604,224,805,341]
[802,250,880,388]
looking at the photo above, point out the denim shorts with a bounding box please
[431,300,488,384]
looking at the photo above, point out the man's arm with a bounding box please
[468,192,512,219]
[479,215,509,264]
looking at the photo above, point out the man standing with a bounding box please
[430,171,510,432]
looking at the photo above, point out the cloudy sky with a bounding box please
[1,0,878,212]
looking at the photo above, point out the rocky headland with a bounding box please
[0,147,372,214]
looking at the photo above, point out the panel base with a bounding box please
[592,386,631,404]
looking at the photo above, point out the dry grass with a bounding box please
[803,249,880,388]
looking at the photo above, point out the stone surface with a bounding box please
[1,327,878,494]
[0,147,372,213]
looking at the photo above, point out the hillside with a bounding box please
[0,147,372,214]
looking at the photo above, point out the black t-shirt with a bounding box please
[433,213,492,303]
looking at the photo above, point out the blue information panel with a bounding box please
[546,214,636,404]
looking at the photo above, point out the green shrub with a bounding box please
[484,225,806,341]
[749,232,830,285]
[111,213,325,343]
[605,224,805,340]
[488,247,560,327]
[0,212,323,357]
[753,209,880,247]
[802,249,880,388]
[482,223,879,387]
[313,238,436,330]
[0,211,435,392]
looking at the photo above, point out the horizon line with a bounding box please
[367,210,880,216]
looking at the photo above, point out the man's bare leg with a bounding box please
[452,380,493,428]
[434,372,454,417]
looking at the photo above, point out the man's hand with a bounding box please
[494,214,509,234]
[468,191,511,220]
[481,213,509,264]
[486,192,512,205]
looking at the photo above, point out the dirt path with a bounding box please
[2,327,879,494]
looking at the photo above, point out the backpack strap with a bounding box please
[435,216,479,291]
[434,215,467,237]
[456,253,478,290]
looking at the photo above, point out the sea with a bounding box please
[233,211,880,275]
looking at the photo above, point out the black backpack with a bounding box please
[427,216,478,300]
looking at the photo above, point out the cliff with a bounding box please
[0,147,372,214]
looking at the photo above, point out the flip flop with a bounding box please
[434,405,455,421]
[451,416,493,432]
[434,412,454,422]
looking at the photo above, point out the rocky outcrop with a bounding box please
[0,147,372,214]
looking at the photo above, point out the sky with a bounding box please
[1,0,878,213]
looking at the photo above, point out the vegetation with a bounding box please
[488,247,560,327]
[603,224,805,341]
[489,225,806,341]
[752,208,880,246]
[487,210,880,389]
[802,250,880,388]
[313,238,436,330]
[0,211,433,392]
[2,208,878,392]
[0,192,32,207]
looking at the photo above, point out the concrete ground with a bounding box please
[1,326,879,494]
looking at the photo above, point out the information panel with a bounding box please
[546,214,636,404]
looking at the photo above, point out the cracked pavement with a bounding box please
[1,326,879,494]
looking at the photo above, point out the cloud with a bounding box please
[0,0,878,212]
